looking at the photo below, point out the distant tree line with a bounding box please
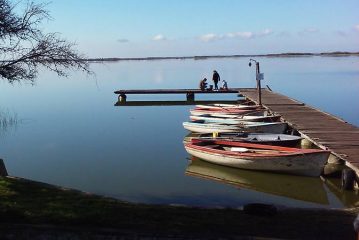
[85,52,359,62]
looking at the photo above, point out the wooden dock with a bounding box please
[114,88,241,101]
[239,88,359,174]
[114,87,359,175]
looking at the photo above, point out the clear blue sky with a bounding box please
[35,0,359,57]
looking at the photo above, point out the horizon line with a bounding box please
[83,51,359,61]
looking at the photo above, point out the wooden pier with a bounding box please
[239,88,359,175]
[114,88,241,102]
[114,87,359,177]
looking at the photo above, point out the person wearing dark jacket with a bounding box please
[199,78,207,91]
[212,70,220,90]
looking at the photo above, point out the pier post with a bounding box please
[118,94,127,103]
[249,59,262,106]
[0,159,8,177]
[186,92,195,101]
[341,169,356,190]
[256,62,262,106]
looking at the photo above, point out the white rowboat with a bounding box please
[183,121,287,134]
[196,104,259,110]
[184,139,330,176]
[190,115,281,123]
[185,133,302,146]
[190,108,264,116]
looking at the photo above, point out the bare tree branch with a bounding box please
[0,0,91,83]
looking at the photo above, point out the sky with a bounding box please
[32,0,359,58]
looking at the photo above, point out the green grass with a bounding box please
[0,176,243,231]
[0,176,358,238]
[0,176,164,228]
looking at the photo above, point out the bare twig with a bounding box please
[0,0,91,82]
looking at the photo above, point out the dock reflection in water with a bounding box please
[115,100,239,107]
[323,177,359,208]
[185,157,329,205]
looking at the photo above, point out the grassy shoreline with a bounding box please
[0,175,358,239]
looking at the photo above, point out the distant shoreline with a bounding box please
[84,51,359,62]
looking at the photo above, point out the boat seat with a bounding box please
[231,147,249,152]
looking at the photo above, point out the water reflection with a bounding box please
[0,110,19,134]
[323,178,359,208]
[0,57,358,208]
[185,157,329,205]
[115,100,238,106]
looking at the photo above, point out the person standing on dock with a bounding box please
[212,70,220,90]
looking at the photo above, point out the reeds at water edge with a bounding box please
[0,110,18,133]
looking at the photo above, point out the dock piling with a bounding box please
[255,62,262,106]
[341,169,356,190]
[118,94,127,103]
[249,59,262,105]
[186,92,195,101]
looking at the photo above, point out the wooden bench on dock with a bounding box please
[114,88,241,102]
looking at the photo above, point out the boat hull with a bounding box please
[183,122,239,133]
[184,144,329,177]
[196,104,259,110]
[190,109,264,116]
[190,115,281,123]
[183,122,287,134]
[184,133,302,147]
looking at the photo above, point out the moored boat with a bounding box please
[190,114,281,123]
[184,139,330,176]
[196,104,259,110]
[184,132,302,146]
[190,108,265,117]
[183,121,287,134]
[183,121,239,133]
[200,111,269,118]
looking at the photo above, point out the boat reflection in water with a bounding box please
[185,157,329,205]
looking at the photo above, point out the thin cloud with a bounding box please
[152,34,167,41]
[199,33,223,42]
[200,29,273,42]
[226,31,254,39]
[354,24,359,32]
[117,38,129,43]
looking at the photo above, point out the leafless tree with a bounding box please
[0,0,90,83]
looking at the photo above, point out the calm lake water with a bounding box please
[0,56,358,208]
